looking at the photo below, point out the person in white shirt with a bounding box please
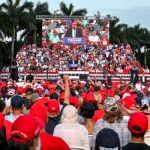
[53,105,90,150]
[145,66,150,73]
[18,66,24,72]
[116,67,123,73]
[105,51,110,58]
[88,31,100,43]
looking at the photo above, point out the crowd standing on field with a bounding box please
[0,34,150,149]
[0,72,150,150]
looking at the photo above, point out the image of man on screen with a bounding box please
[88,31,100,43]
[64,21,84,38]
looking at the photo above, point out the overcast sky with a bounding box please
[1,0,150,29]
[49,0,150,29]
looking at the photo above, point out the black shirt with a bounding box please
[0,128,8,149]
[122,143,150,150]
[45,103,68,135]
[0,137,8,149]
[23,98,31,110]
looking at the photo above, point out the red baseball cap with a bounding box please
[88,86,94,92]
[120,89,126,95]
[70,96,79,108]
[47,100,60,115]
[53,30,58,33]
[11,114,40,143]
[0,113,4,130]
[107,90,115,97]
[42,80,50,89]
[123,96,136,110]
[49,89,56,95]
[102,88,108,93]
[128,112,148,134]
[72,22,77,27]
[24,85,32,91]
[17,87,24,95]
[38,97,49,106]
[36,88,42,95]
[85,93,95,103]
[81,92,87,100]
[30,103,47,130]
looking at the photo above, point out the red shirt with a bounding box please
[93,110,105,122]
[40,132,70,150]
[123,68,129,73]
[140,69,144,74]
[5,120,13,141]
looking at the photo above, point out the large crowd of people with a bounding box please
[0,73,150,149]
[0,22,150,149]
[2,43,149,74]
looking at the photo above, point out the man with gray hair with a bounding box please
[29,93,39,105]
[24,93,39,114]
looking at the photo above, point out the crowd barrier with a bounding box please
[1,71,150,82]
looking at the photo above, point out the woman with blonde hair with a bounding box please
[53,105,90,150]
[93,92,105,122]
[94,97,131,147]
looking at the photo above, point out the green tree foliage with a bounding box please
[59,1,87,16]
[0,0,34,63]
[20,2,51,46]
[0,3,150,69]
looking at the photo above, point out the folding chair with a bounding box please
[144,130,150,145]
[88,134,94,150]
[70,146,87,150]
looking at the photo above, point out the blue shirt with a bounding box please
[51,35,60,43]
[47,32,53,40]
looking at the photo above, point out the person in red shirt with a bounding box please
[8,114,70,150]
[30,102,70,150]
[123,66,129,73]
[139,67,145,74]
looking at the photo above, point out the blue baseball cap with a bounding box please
[11,95,24,108]
[95,128,120,150]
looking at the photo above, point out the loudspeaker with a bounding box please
[9,67,18,81]
[9,67,18,74]
[107,75,112,85]
[79,74,88,80]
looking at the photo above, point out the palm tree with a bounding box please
[0,0,34,64]
[109,17,128,45]
[59,1,87,16]
[20,2,51,45]
[0,41,12,70]
[123,24,150,49]
[123,26,141,49]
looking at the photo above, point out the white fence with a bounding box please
[0,71,150,82]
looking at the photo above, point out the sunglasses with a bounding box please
[26,93,32,96]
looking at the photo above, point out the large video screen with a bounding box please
[42,19,109,46]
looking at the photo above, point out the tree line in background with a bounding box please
[0,0,150,70]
